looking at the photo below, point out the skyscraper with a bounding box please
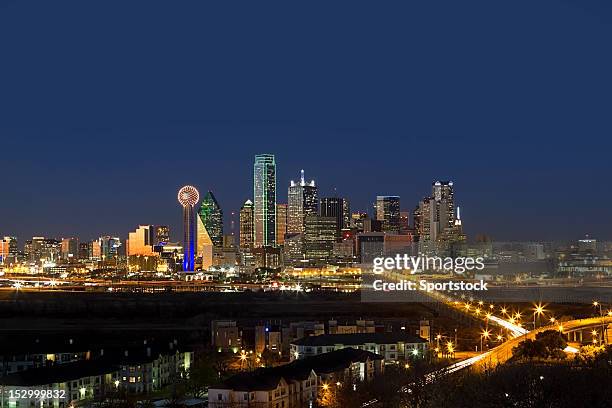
[399,211,411,235]
[276,203,287,245]
[303,215,337,265]
[61,237,79,261]
[0,237,16,263]
[98,236,121,260]
[178,185,200,271]
[430,181,455,242]
[320,197,347,240]
[196,210,214,270]
[376,196,400,234]
[127,225,155,256]
[414,197,432,241]
[253,154,276,247]
[287,170,318,234]
[432,181,455,224]
[198,190,224,248]
[155,225,170,244]
[414,181,456,247]
[239,199,254,248]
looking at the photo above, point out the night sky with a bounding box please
[1,1,611,243]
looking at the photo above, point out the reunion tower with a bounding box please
[178,185,199,271]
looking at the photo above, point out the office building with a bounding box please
[239,200,254,248]
[97,236,121,260]
[303,216,337,265]
[253,154,276,247]
[60,237,79,261]
[430,181,455,242]
[127,225,156,256]
[287,170,318,234]
[198,190,224,248]
[154,225,170,244]
[356,233,385,264]
[196,214,214,270]
[320,197,348,240]
[399,211,410,234]
[1,236,17,263]
[24,237,61,265]
[276,203,287,245]
[376,196,400,234]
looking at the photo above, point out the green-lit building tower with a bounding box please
[198,190,224,248]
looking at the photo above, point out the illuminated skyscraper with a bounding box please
[0,237,16,264]
[376,196,400,234]
[61,237,79,261]
[320,197,347,240]
[430,181,455,242]
[303,215,337,265]
[239,199,254,248]
[276,203,287,245]
[414,181,456,247]
[25,237,61,264]
[287,170,318,234]
[253,154,276,247]
[127,225,155,256]
[155,225,170,244]
[196,210,214,270]
[178,185,200,271]
[97,236,121,260]
[198,190,224,248]
[399,211,411,235]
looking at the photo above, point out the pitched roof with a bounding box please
[292,332,427,347]
[212,348,382,392]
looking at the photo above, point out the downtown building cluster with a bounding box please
[2,153,611,279]
[178,153,467,274]
[0,153,464,277]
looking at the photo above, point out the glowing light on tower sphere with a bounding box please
[178,185,199,207]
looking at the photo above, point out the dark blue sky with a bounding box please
[1,0,611,242]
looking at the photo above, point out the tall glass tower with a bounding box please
[198,190,224,248]
[178,185,199,271]
[287,170,318,234]
[376,195,401,234]
[253,154,276,247]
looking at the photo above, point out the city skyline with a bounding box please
[0,154,609,243]
[1,3,611,406]
[1,1,611,241]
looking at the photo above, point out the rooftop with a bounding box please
[292,332,427,347]
[214,347,382,392]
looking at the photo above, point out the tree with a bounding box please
[512,330,567,360]
[185,353,225,397]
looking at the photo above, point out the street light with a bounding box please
[481,329,491,352]
[532,304,545,329]
[593,301,606,344]
[446,341,454,357]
